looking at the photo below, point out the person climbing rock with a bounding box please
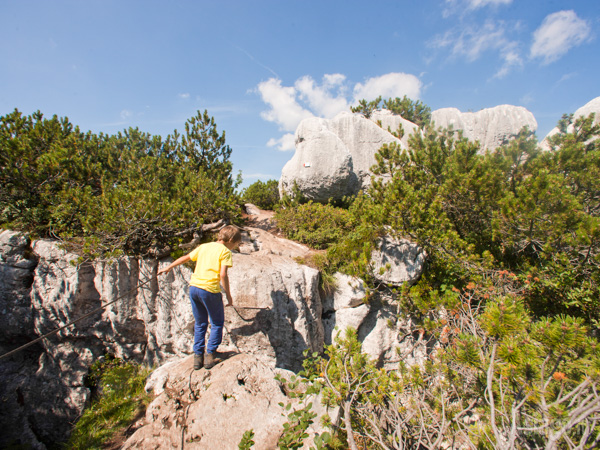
[158,225,242,370]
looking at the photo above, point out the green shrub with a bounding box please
[0,109,241,259]
[275,201,355,250]
[241,179,280,210]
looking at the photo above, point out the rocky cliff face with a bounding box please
[0,208,427,448]
[281,104,537,202]
[431,104,537,151]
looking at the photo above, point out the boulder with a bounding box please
[280,111,404,202]
[431,105,538,152]
[124,353,333,449]
[225,250,324,372]
[123,353,293,449]
[279,116,358,202]
[370,236,427,286]
[540,96,600,151]
[322,273,366,312]
[324,304,370,346]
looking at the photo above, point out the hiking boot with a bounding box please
[194,353,204,370]
[204,352,218,370]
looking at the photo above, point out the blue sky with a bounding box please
[1,0,598,187]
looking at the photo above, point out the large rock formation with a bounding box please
[0,206,428,448]
[431,104,538,152]
[279,111,413,202]
[281,104,537,202]
[369,109,421,149]
[540,96,600,151]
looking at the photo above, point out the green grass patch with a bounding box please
[66,356,152,449]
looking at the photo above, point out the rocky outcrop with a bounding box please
[369,109,421,149]
[0,230,37,348]
[279,111,412,202]
[322,273,369,345]
[431,104,538,152]
[540,96,600,151]
[124,353,332,449]
[0,206,428,448]
[0,226,322,447]
[281,104,537,202]
[370,236,427,286]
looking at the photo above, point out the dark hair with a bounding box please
[218,225,242,243]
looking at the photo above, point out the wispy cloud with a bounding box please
[530,10,592,65]
[178,93,190,99]
[256,73,423,150]
[242,172,279,181]
[443,0,512,17]
[235,45,279,78]
[120,109,133,120]
[430,20,522,78]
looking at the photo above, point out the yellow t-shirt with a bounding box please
[188,242,233,293]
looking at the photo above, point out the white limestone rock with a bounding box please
[123,354,294,450]
[369,109,421,149]
[322,272,366,312]
[324,304,371,346]
[322,273,370,345]
[370,236,427,286]
[359,303,430,370]
[431,104,537,152]
[280,112,403,202]
[226,251,323,371]
[279,116,358,202]
[540,96,600,151]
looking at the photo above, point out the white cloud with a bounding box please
[257,78,313,132]
[295,74,350,118]
[530,10,592,65]
[431,21,522,78]
[353,73,422,103]
[267,133,296,151]
[120,109,132,120]
[178,93,190,99]
[256,72,423,151]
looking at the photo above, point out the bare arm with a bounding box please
[220,264,233,307]
[157,254,191,276]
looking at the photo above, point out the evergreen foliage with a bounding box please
[273,112,600,448]
[241,179,280,210]
[275,201,355,250]
[351,95,432,126]
[0,109,241,258]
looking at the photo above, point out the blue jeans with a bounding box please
[189,286,224,355]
